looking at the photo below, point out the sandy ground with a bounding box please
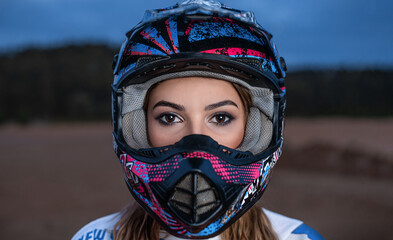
[0,118,392,240]
[284,118,393,160]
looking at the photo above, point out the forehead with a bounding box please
[148,77,242,104]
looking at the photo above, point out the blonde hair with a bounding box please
[114,80,278,240]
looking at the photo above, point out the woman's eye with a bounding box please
[210,113,233,125]
[157,113,182,125]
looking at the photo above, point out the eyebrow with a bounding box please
[205,100,238,111]
[152,100,238,111]
[152,101,185,111]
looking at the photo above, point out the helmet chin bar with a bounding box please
[149,158,242,233]
[115,134,280,238]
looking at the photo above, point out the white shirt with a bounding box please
[71,209,324,240]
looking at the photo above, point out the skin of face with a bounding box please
[147,77,247,149]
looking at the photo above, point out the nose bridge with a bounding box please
[188,117,208,135]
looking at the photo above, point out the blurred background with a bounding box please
[0,0,392,239]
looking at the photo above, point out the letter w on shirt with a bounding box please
[77,228,107,240]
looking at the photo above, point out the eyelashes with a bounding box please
[156,112,183,126]
[155,112,235,126]
[209,112,234,126]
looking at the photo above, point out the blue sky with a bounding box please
[1,0,392,69]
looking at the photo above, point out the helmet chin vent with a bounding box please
[169,172,220,226]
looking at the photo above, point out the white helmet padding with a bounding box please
[120,71,274,155]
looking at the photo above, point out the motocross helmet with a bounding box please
[112,0,287,238]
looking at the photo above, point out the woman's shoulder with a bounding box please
[71,213,120,240]
[263,209,325,240]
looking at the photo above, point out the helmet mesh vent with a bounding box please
[234,58,263,71]
[135,56,166,68]
[169,172,220,223]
